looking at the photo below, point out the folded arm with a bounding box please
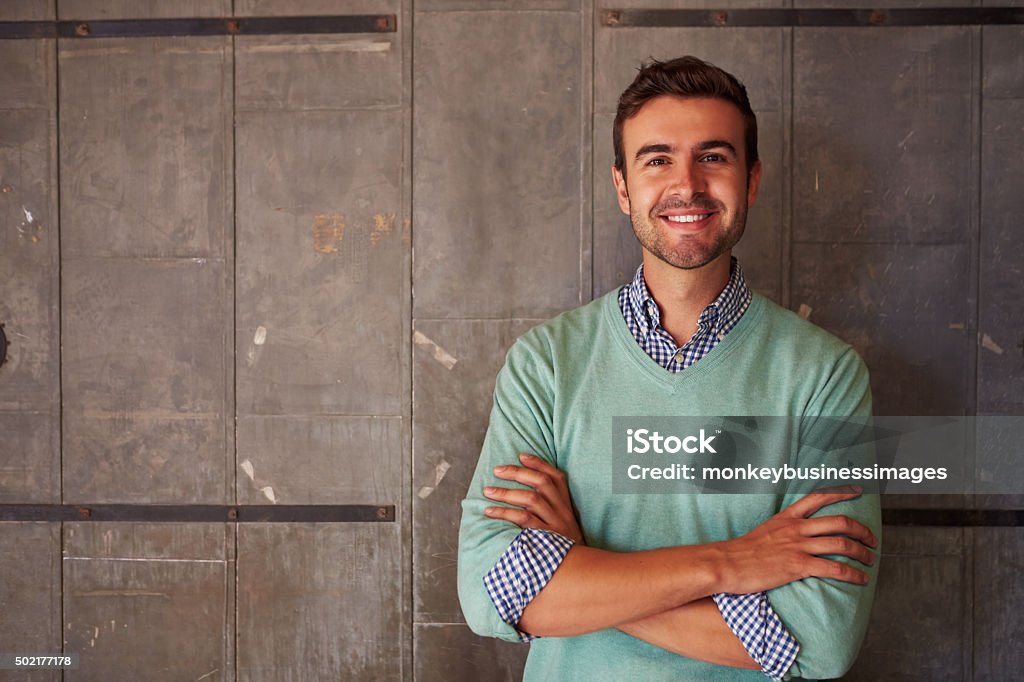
[480,454,870,679]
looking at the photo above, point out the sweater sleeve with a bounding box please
[458,335,562,642]
[768,347,882,680]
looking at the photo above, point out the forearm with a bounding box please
[517,543,719,637]
[617,597,760,670]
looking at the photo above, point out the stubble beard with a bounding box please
[629,193,749,271]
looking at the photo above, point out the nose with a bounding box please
[666,161,706,204]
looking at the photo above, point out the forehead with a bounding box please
[622,95,746,154]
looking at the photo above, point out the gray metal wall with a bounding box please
[0,0,1020,679]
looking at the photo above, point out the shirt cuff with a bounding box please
[482,528,575,642]
[713,591,800,681]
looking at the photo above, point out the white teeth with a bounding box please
[665,214,711,223]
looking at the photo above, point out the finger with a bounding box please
[517,454,575,507]
[484,505,541,529]
[484,486,559,526]
[801,536,876,566]
[494,465,563,501]
[804,556,871,585]
[517,454,569,486]
[800,515,877,548]
[778,487,863,520]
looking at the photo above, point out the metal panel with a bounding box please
[0,39,53,109]
[414,623,527,682]
[236,415,402,504]
[413,11,582,319]
[0,523,61,682]
[594,27,785,116]
[973,528,1024,676]
[412,319,540,623]
[235,109,403,416]
[58,0,229,19]
[592,112,641,298]
[791,243,972,416]
[978,103,1024,413]
[0,109,57,408]
[237,0,400,15]
[602,0,781,10]
[846,527,969,680]
[237,523,402,681]
[0,106,59,502]
[0,414,58,503]
[793,0,973,9]
[733,108,783,303]
[0,0,53,21]
[793,28,973,244]
[59,38,232,259]
[416,0,576,12]
[235,33,401,111]
[63,523,229,681]
[62,258,231,503]
[983,26,1024,98]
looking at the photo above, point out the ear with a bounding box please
[746,159,763,208]
[612,164,631,216]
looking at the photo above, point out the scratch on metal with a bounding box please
[413,331,457,370]
[980,333,1004,355]
[418,460,452,499]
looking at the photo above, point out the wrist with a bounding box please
[669,543,725,603]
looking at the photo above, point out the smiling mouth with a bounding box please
[664,214,713,224]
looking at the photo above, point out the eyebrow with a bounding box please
[634,143,673,161]
[633,140,738,162]
[697,140,738,155]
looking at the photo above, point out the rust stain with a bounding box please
[402,217,411,245]
[370,212,396,246]
[312,213,345,254]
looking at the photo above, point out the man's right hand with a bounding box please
[713,486,878,595]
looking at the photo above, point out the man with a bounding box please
[457,56,880,681]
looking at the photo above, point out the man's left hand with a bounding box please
[483,453,584,544]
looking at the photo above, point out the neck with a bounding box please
[641,251,732,346]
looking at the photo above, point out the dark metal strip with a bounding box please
[0,504,395,522]
[0,15,396,40]
[882,509,1024,527]
[0,505,1017,525]
[602,8,1024,28]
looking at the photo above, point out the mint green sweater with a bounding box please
[458,290,880,681]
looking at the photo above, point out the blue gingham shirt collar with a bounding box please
[626,256,751,349]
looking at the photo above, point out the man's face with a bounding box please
[612,95,762,271]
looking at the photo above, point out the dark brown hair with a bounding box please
[613,56,758,177]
